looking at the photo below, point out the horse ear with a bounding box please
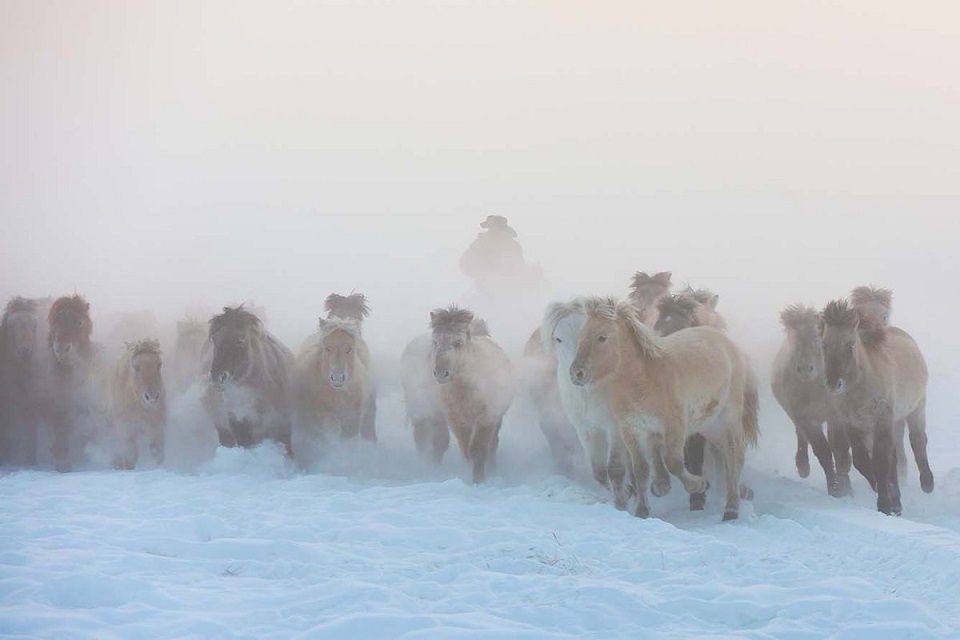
[653,271,672,285]
[708,294,719,310]
[317,317,328,330]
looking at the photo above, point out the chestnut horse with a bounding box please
[108,339,165,468]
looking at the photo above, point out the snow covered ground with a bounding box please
[2,389,959,639]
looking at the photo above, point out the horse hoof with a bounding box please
[722,510,739,522]
[614,496,628,511]
[633,504,650,519]
[739,484,754,501]
[686,476,708,495]
[651,479,671,497]
[921,472,934,494]
[689,494,705,511]
[796,455,810,479]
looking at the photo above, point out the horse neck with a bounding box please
[615,316,660,388]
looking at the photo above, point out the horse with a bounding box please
[628,271,672,326]
[169,318,208,396]
[520,328,584,476]
[569,297,758,520]
[108,339,165,468]
[0,297,49,465]
[651,290,753,508]
[541,300,636,507]
[820,299,932,516]
[401,307,513,483]
[849,285,907,476]
[44,295,96,471]
[204,306,295,455]
[771,304,844,496]
[295,314,375,454]
[323,293,376,441]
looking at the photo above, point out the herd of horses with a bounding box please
[0,272,934,521]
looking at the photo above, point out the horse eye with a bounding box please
[454,340,464,348]
[848,344,855,353]
[598,335,607,343]
[555,337,562,343]
[325,346,332,353]
[346,346,352,354]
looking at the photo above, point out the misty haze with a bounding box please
[2,2,959,639]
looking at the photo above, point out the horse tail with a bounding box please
[742,364,760,447]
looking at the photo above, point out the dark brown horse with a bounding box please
[628,271,672,326]
[0,297,49,464]
[45,295,95,471]
[204,306,295,455]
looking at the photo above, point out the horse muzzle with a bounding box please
[433,368,452,384]
[328,372,348,389]
[570,364,590,387]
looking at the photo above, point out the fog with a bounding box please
[2,1,959,465]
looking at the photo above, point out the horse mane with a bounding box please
[4,297,37,317]
[582,296,664,359]
[430,305,475,334]
[681,286,718,307]
[540,299,583,352]
[630,271,672,292]
[49,294,90,323]
[317,316,362,341]
[325,293,370,322]
[779,304,819,330]
[850,286,892,311]
[821,299,859,328]
[209,305,261,335]
[126,338,161,357]
[657,294,699,320]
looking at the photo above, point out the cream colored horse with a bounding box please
[402,307,513,483]
[295,316,375,450]
[569,297,758,520]
[108,339,165,468]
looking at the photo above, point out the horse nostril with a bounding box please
[807,364,815,373]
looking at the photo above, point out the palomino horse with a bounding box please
[204,306,295,455]
[569,297,758,520]
[820,299,932,516]
[324,293,376,441]
[295,314,375,452]
[0,297,49,465]
[520,327,583,476]
[628,271,672,326]
[771,304,844,496]
[401,307,513,483]
[541,300,633,507]
[45,295,96,471]
[108,339,165,468]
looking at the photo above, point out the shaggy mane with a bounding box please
[658,294,699,318]
[127,339,161,357]
[540,299,584,352]
[325,293,370,322]
[210,305,261,335]
[4,297,37,317]
[49,294,89,321]
[682,287,717,306]
[470,318,491,337]
[850,286,892,311]
[582,296,664,359]
[821,299,859,328]
[430,305,475,334]
[779,304,819,330]
[630,271,671,291]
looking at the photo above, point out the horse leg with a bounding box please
[663,421,708,496]
[906,399,934,493]
[849,430,876,492]
[150,422,165,465]
[873,412,900,515]
[803,421,841,496]
[588,429,610,488]
[606,435,630,511]
[617,424,650,518]
[720,434,745,522]
[468,421,497,484]
[648,433,672,498]
[683,433,706,510]
[794,423,810,478]
[827,421,853,494]
[895,420,908,480]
